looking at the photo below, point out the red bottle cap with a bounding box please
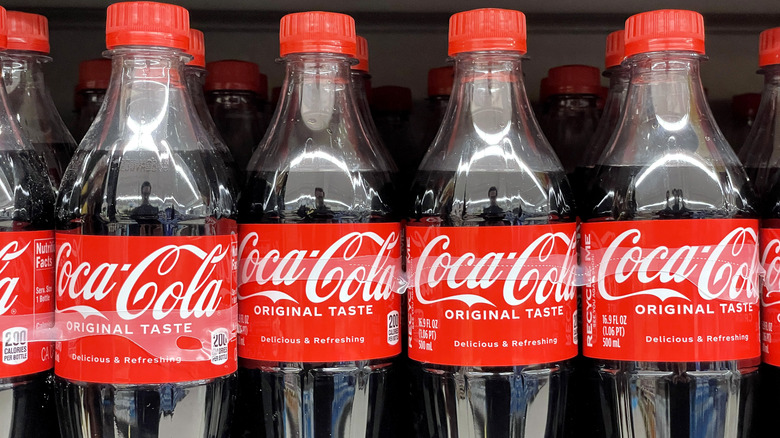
[7,11,49,54]
[448,8,526,56]
[605,30,625,69]
[428,66,454,97]
[353,35,369,72]
[0,8,7,49]
[188,28,205,68]
[759,27,780,67]
[624,9,705,57]
[106,2,190,50]
[732,93,761,119]
[370,86,412,112]
[78,58,112,90]
[204,60,262,94]
[279,11,356,57]
[258,73,269,102]
[546,65,602,95]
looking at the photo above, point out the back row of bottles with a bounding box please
[2,2,780,438]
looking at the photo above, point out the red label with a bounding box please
[761,227,780,366]
[406,223,578,367]
[582,219,760,362]
[0,231,54,378]
[55,234,238,384]
[237,223,402,362]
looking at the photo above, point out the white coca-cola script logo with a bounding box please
[762,237,780,307]
[596,227,759,302]
[412,231,577,307]
[238,231,399,304]
[56,242,230,320]
[0,241,28,315]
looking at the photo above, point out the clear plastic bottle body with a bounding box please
[739,65,780,197]
[206,88,265,184]
[0,44,59,438]
[540,92,601,177]
[74,88,106,142]
[2,51,77,188]
[54,47,235,438]
[584,52,757,438]
[409,52,574,438]
[234,53,397,438]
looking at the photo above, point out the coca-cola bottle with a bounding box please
[0,6,59,438]
[408,9,577,437]
[3,11,77,188]
[742,26,780,438]
[185,29,236,187]
[234,11,400,438]
[572,30,628,212]
[73,59,110,142]
[421,65,454,148]
[581,10,759,438]
[54,3,236,437]
[205,59,266,184]
[539,64,602,177]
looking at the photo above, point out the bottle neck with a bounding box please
[449,52,531,135]
[2,51,50,95]
[602,51,720,165]
[0,52,35,153]
[97,46,202,150]
[425,51,557,172]
[275,52,362,136]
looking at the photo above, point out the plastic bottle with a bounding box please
[234,11,400,437]
[581,10,758,438]
[205,59,266,184]
[184,29,236,185]
[54,3,236,437]
[0,6,59,437]
[421,65,454,148]
[74,59,111,141]
[741,28,780,438]
[407,8,577,437]
[539,64,602,176]
[2,11,77,188]
[572,30,629,212]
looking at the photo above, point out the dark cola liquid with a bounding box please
[584,164,757,438]
[410,169,574,438]
[234,171,398,438]
[32,142,74,189]
[54,149,235,438]
[0,150,58,438]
